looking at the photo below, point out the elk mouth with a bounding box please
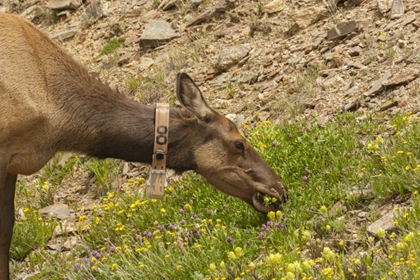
[252,184,287,213]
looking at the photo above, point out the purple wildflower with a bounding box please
[288,133,293,138]
[272,141,278,147]
[258,232,265,239]
[143,231,152,238]
[109,246,115,253]
[226,236,234,244]
[302,175,308,182]
[91,251,102,259]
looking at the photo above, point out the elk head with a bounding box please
[174,73,288,213]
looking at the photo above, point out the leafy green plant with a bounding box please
[11,208,56,261]
[96,37,125,59]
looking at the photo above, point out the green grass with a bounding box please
[11,111,420,279]
[96,37,125,59]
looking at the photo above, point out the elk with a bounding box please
[0,13,288,278]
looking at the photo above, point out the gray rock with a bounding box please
[39,204,72,219]
[47,0,82,10]
[367,208,400,236]
[390,0,405,19]
[327,21,358,40]
[139,20,181,48]
[51,29,77,41]
[240,71,259,84]
[85,0,103,20]
[383,70,419,87]
[216,44,251,71]
[344,97,361,111]
[377,0,392,14]
[363,70,391,97]
[348,46,362,56]
[379,100,398,111]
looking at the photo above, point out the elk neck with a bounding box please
[52,78,198,173]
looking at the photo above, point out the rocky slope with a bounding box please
[2,0,419,124]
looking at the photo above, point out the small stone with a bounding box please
[117,54,131,66]
[348,46,362,56]
[379,100,398,111]
[85,0,103,20]
[216,44,251,71]
[363,70,391,97]
[390,0,405,19]
[240,71,259,84]
[344,97,360,111]
[51,29,77,41]
[286,52,305,65]
[317,116,328,127]
[383,70,419,87]
[262,0,286,14]
[191,0,203,5]
[295,6,327,29]
[397,95,409,108]
[62,236,79,251]
[367,208,400,236]
[377,0,392,14]
[47,0,82,10]
[139,20,180,48]
[124,35,140,46]
[327,21,358,40]
[47,243,63,251]
[39,204,72,219]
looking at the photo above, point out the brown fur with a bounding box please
[0,13,287,279]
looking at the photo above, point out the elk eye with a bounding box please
[234,141,244,152]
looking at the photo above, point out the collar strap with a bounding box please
[147,103,170,199]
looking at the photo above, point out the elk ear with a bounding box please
[176,73,214,121]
